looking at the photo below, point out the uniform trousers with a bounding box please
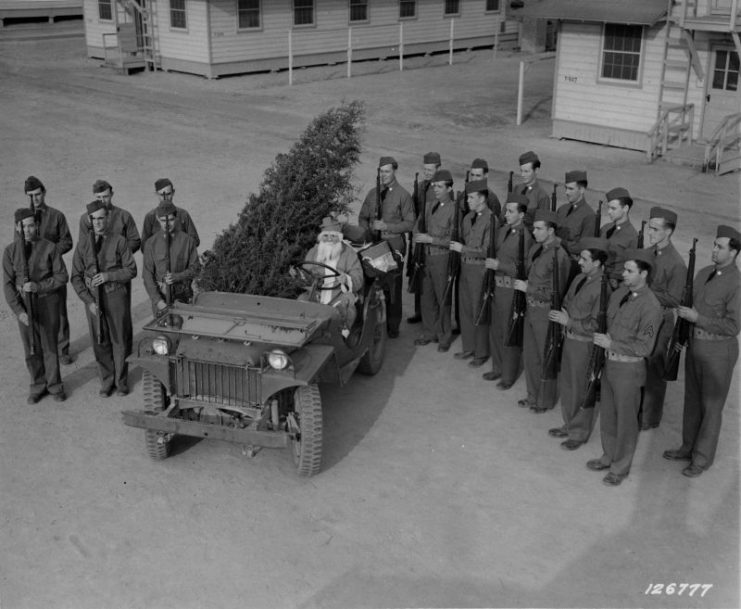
[598,359,645,477]
[459,263,488,358]
[420,254,452,347]
[57,283,70,357]
[87,284,132,392]
[560,337,597,442]
[641,309,673,427]
[522,304,559,409]
[680,337,738,470]
[487,285,522,385]
[18,290,63,397]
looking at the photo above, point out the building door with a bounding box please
[701,47,740,139]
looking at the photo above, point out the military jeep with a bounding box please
[122,252,390,477]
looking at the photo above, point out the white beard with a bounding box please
[316,240,342,266]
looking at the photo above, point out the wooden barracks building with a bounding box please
[513,0,740,172]
[83,0,517,78]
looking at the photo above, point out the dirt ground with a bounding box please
[0,25,739,609]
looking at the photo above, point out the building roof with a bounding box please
[511,0,668,26]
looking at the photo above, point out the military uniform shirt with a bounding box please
[415,197,455,255]
[359,179,415,254]
[495,222,532,277]
[519,179,551,226]
[142,230,200,305]
[34,203,73,255]
[692,264,740,337]
[600,220,638,283]
[606,285,662,357]
[461,207,493,257]
[525,237,571,302]
[79,204,141,254]
[556,198,595,255]
[141,206,199,249]
[70,231,137,306]
[647,242,686,308]
[563,271,609,337]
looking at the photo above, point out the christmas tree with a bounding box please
[199,100,365,298]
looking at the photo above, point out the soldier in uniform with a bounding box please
[600,187,638,289]
[516,151,550,229]
[556,170,595,260]
[71,201,137,397]
[142,201,201,315]
[358,156,415,338]
[640,206,686,430]
[412,169,456,352]
[141,178,201,249]
[79,180,141,254]
[468,158,502,218]
[484,193,532,388]
[24,176,74,365]
[586,249,661,486]
[663,225,740,477]
[514,210,571,412]
[451,179,496,368]
[407,152,441,325]
[547,237,610,449]
[3,208,68,403]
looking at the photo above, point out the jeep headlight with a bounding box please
[267,349,290,370]
[152,336,170,356]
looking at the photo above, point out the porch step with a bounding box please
[660,142,707,169]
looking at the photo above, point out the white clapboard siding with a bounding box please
[83,0,118,53]
[156,0,209,63]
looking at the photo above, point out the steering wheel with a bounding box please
[297,260,344,302]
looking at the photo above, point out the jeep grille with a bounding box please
[176,358,261,406]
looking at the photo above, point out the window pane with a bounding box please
[295,0,314,25]
[400,0,416,18]
[171,0,186,29]
[486,0,500,10]
[350,0,368,22]
[445,0,460,15]
[601,24,641,81]
[98,0,112,20]
[238,0,260,28]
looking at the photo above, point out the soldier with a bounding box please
[516,151,550,228]
[141,178,201,249]
[547,237,610,449]
[451,179,496,368]
[71,201,137,397]
[556,170,595,259]
[586,249,661,486]
[514,210,571,412]
[640,206,686,430]
[600,187,638,289]
[468,158,502,218]
[79,180,141,254]
[483,193,533,388]
[412,168,456,352]
[407,152,441,325]
[358,156,415,338]
[3,208,68,404]
[24,176,74,365]
[142,201,201,315]
[663,225,740,477]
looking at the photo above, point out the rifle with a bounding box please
[550,183,558,212]
[88,223,105,345]
[408,173,426,294]
[637,220,646,249]
[164,217,172,306]
[580,272,609,409]
[19,229,40,356]
[507,170,514,195]
[373,167,383,243]
[505,228,526,347]
[442,176,467,305]
[594,200,603,237]
[406,172,420,280]
[474,212,497,325]
[663,238,698,381]
[542,246,564,379]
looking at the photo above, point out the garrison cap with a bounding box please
[378,156,398,169]
[92,179,112,194]
[506,192,529,206]
[717,225,741,242]
[24,176,44,193]
[625,248,655,269]
[534,209,558,227]
[423,152,441,165]
[15,208,34,223]
[565,170,587,184]
[471,158,489,171]
[518,151,539,166]
[605,187,631,202]
[579,237,608,253]
[649,206,678,226]
[432,169,453,183]
[156,201,177,217]
[86,200,106,215]
[154,178,173,192]
[465,179,488,194]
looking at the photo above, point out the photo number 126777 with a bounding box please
[644,583,713,597]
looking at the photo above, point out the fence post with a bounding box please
[288,29,293,86]
[449,19,454,65]
[347,26,352,78]
[399,22,404,71]
[516,60,525,125]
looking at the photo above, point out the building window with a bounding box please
[485,0,500,11]
[712,50,739,91]
[170,0,187,29]
[601,24,642,81]
[399,0,415,18]
[444,0,460,15]
[98,0,112,20]
[349,0,368,22]
[238,0,261,29]
[294,0,314,26]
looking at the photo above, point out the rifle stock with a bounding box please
[580,272,609,409]
[505,228,526,347]
[474,212,497,326]
[594,200,603,237]
[89,224,105,345]
[507,170,514,195]
[408,173,425,294]
[637,220,646,249]
[20,230,40,356]
[663,237,698,381]
[542,246,564,379]
[550,183,558,212]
